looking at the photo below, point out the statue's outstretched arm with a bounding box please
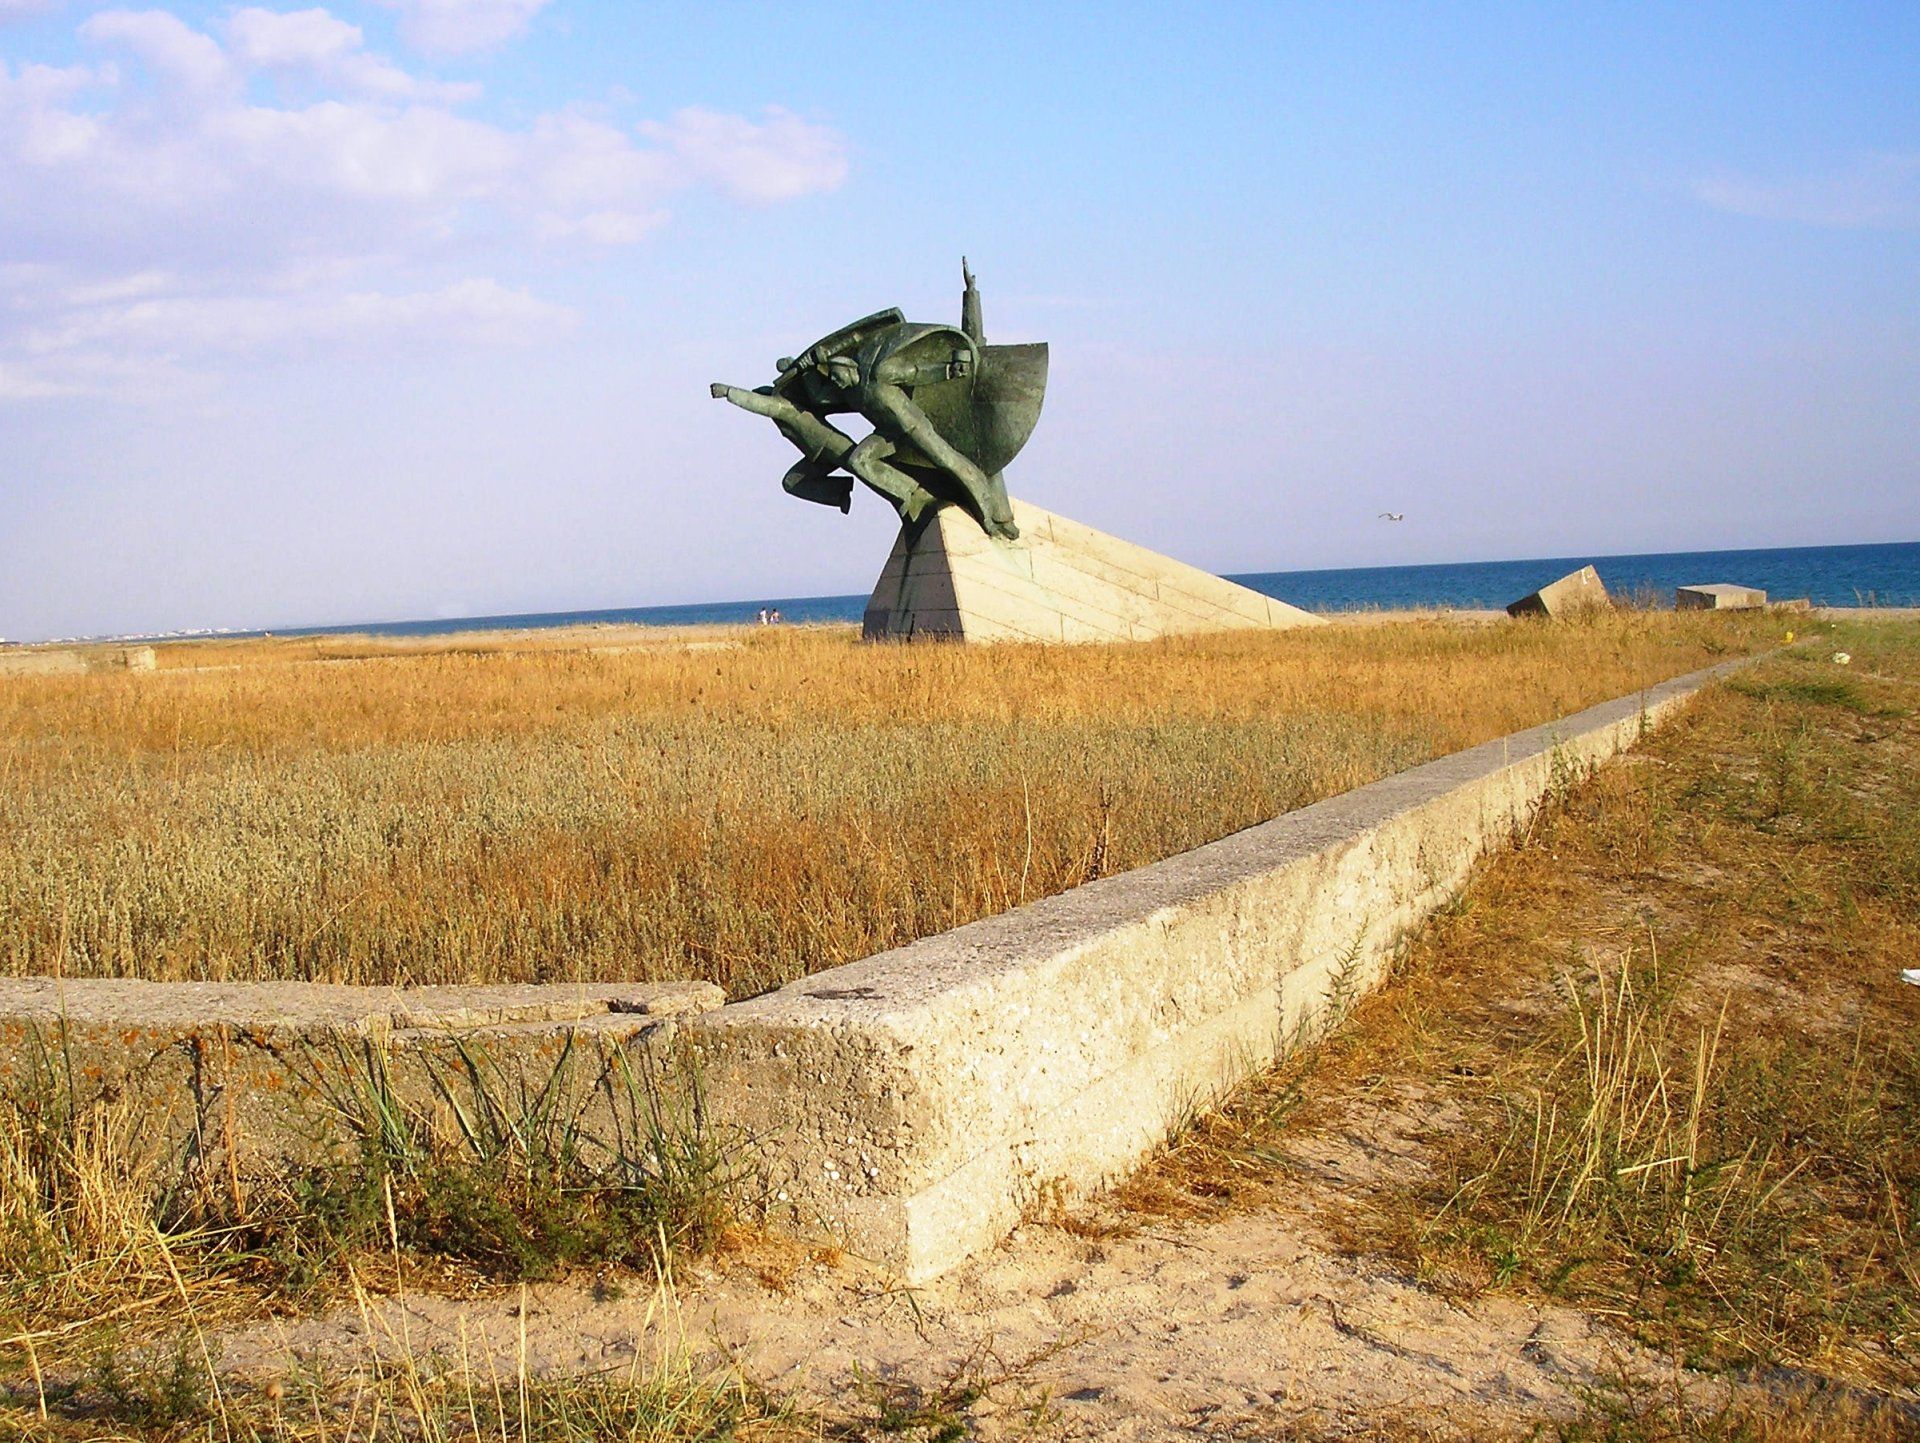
[710,382,795,421]
[712,381,864,476]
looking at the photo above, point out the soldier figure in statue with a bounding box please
[710,261,1048,541]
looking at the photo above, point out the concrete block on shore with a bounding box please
[1676,583,1767,611]
[99,645,159,671]
[1507,566,1609,619]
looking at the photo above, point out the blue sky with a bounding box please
[1,1,1916,639]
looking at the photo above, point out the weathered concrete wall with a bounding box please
[0,645,159,677]
[0,658,1754,1280]
[0,981,726,1182]
[0,649,87,677]
[689,657,1752,1278]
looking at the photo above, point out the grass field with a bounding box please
[0,613,1782,997]
[5,615,1911,1442]
[1121,616,1920,1434]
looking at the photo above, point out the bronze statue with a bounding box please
[710,261,1047,540]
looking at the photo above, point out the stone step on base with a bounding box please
[862,498,1323,643]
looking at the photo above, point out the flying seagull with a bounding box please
[1378,512,1405,521]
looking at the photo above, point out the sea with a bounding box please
[126,539,1920,644]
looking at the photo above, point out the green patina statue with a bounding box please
[710,260,1047,540]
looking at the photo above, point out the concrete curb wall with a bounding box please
[0,646,155,676]
[0,657,1754,1281]
[0,981,727,1179]
[679,654,1756,1279]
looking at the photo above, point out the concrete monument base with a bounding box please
[863,498,1322,643]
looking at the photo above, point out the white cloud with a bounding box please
[0,61,108,165]
[81,9,235,95]
[60,269,172,305]
[534,208,666,245]
[2,13,844,242]
[28,276,572,354]
[642,106,851,203]
[0,360,73,398]
[211,98,518,203]
[382,0,552,56]
[2,272,574,396]
[227,7,478,103]
[0,7,847,399]
[1694,152,1920,229]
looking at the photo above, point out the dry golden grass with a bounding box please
[1118,618,1920,1408]
[0,1013,747,1388]
[1,612,1778,996]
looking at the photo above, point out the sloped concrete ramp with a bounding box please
[863,498,1322,642]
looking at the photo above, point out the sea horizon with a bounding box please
[24,537,1920,646]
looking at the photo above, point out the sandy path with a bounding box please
[220,1144,1649,1440]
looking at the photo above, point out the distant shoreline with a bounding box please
[15,538,1918,648]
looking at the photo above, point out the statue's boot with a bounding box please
[782,461,853,513]
[977,471,1018,540]
[898,484,940,525]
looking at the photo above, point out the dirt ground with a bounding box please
[218,1114,1652,1441]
